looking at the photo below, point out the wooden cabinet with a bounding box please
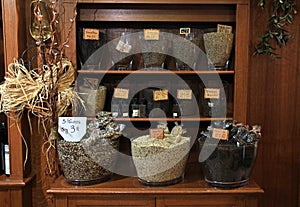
[47,1,262,207]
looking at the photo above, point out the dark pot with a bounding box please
[199,140,257,188]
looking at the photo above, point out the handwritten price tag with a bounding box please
[153,90,169,101]
[217,24,232,34]
[58,117,87,142]
[212,128,229,140]
[204,88,220,99]
[116,40,132,53]
[177,89,192,100]
[150,128,164,139]
[83,28,100,40]
[113,88,129,99]
[144,29,160,40]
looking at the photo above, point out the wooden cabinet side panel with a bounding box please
[0,190,10,207]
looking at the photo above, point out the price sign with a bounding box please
[177,89,192,100]
[116,40,132,53]
[217,24,232,34]
[180,28,191,35]
[113,88,129,99]
[212,128,229,140]
[153,90,169,101]
[144,29,160,40]
[58,117,87,142]
[150,128,164,139]
[204,88,220,99]
[83,28,100,40]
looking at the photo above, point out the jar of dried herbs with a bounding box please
[57,112,123,185]
[131,123,190,186]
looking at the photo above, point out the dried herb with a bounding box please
[255,0,298,58]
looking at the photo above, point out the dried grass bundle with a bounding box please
[0,58,80,120]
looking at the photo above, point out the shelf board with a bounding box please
[78,70,234,75]
[113,117,233,122]
[0,174,35,187]
[47,162,263,195]
[77,4,236,22]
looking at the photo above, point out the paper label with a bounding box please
[177,89,192,100]
[144,29,160,40]
[58,117,87,142]
[83,28,100,40]
[204,88,220,99]
[212,128,229,140]
[217,24,232,34]
[150,128,164,139]
[153,90,169,101]
[116,40,132,53]
[113,88,129,99]
[180,28,191,34]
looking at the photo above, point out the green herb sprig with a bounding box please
[255,0,297,58]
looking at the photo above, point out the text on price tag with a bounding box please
[113,88,129,99]
[144,29,160,40]
[83,28,100,40]
[150,128,164,139]
[212,128,229,140]
[204,88,220,99]
[58,117,87,142]
[177,89,192,100]
[153,90,169,101]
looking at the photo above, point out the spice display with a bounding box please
[79,85,107,116]
[57,111,123,185]
[199,120,261,188]
[108,30,134,70]
[172,30,201,70]
[131,123,190,186]
[203,32,234,69]
[139,31,168,69]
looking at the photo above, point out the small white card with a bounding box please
[177,89,192,100]
[144,29,160,40]
[116,40,132,53]
[58,117,87,142]
[113,88,129,99]
[204,88,220,99]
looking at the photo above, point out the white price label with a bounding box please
[177,89,192,100]
[58,117,87,142]
[212,128,229,140]
[204,88,220,99]
[144,29,160,40]
[113,88,129,99]
[116,40,132,53]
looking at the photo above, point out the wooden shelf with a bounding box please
[113,117,233,122]
[47,162,263,195]
[78,70,235,75]
[77,3,236,22]
[0,174,35,188]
